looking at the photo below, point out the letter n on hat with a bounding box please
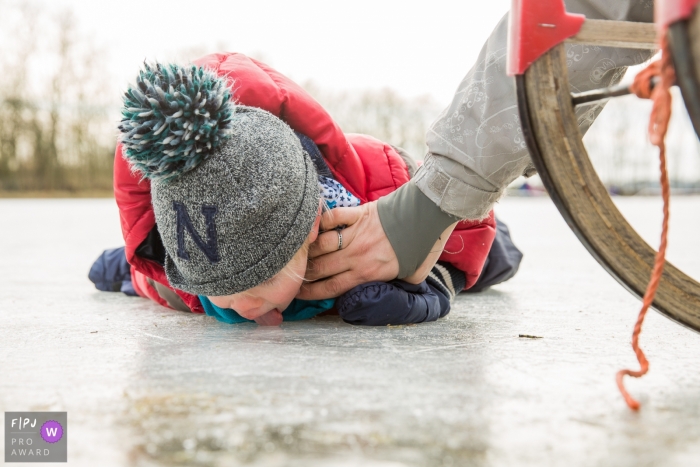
[173,201,220,263]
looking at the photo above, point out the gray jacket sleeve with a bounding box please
[413,0,655,220]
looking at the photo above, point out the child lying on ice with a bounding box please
[91,55,522,326]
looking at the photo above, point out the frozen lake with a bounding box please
[1,196,700,466]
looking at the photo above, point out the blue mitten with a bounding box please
[337,279,451,326]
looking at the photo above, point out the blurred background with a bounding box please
[0,0,698,197]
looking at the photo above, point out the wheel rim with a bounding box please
[516,43,700,333]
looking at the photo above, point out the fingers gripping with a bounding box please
[300,201,400,301]
[306,247,350,281]
[319,206,361,231]
[310,208,362,258]
[298,273,356,299]
[309,229,343,258]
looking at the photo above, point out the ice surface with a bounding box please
[1,197,699,467]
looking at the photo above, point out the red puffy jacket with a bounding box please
[114,53,496,313]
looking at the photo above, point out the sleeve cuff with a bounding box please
[377,182,459,279]
[413,154,504,220]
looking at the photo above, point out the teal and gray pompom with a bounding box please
[119,63,234,182]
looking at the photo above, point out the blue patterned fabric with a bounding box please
[319,176,361,209]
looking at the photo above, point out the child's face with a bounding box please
[206,246,308,322]
[205,201,322,325]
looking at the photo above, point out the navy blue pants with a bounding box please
[88,247,137,296]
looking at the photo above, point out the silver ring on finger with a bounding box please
[337,229,343,251]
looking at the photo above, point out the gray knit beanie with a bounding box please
[118,63,319,296]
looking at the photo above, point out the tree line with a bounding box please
[0,2,443,195]
[0,1,115,193]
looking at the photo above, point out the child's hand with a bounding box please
[336,280,450,326]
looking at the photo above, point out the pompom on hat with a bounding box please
[118,62,320,296]
[119,63,234,182]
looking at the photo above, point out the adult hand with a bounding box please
[297,202,399,300]
[297,201,457,300]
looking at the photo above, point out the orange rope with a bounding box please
[617,36,676,411]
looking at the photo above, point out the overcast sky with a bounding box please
[45,0,511,106]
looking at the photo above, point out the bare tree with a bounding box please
[0,0,114,193]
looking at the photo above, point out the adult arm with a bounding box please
[413,0,655,220]
[300,0,656,300]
